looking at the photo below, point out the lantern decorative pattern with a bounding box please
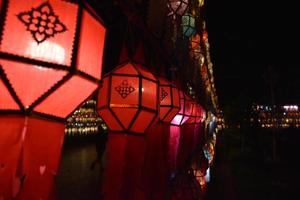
[167,0,189,16]
[170,91,193,125]
[182,13,196,38]
[97,61,158,134]
[0,0,106,120]
[158,78,180,123]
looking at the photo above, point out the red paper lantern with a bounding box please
[186,102,205,124]
[170,91,193,126]
[97,61,158,134]
[158,78,180,123]
[0,0,106,119]
[0,1,105,198]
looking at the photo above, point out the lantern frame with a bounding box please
[170,91,193,126]
[167,0,189,17]
[158,77,180,123]
[0,0,106,121]
[97,60,159,135]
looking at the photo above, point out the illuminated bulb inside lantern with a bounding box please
[26,41,65,64]
[142,87,145,92]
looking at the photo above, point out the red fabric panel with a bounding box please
[101,134,127,200]
[120,136,146,200]
[77,9,106,79]
[177,124,195,170]
[144,124,168,200]
[1,0,78,66]
[34,75,98,118]
[1,59,67,108]
[169,126,180,172]
[18,117,64,200]
[193,123,202,150]
[0,79,19,110]
[0,116,25,200]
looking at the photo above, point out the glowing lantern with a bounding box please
[0,0,105,119]
[97,61,158,134]
[158,78,180,123]
[186,103,205,124]
[182,13,196,38]
[0,0,105,199]
[170,91,193,126]
[167,0,189,16]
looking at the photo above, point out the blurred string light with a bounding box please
[250,104,300,129]
[65,100,107,136]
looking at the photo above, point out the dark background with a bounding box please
[205,0,299,108]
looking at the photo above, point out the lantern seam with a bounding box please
[70,5,82,69]
[0,64,24,110]
[28,73,72,112]
[0,0,9,47]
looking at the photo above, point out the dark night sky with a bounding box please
[205,0,299,107]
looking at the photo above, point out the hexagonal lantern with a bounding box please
[158,77,180,123]
[0,0,106,120]
[97,61,158,134]
[170,91,193,126]
[167,0,189,16]
[0,1,106,199]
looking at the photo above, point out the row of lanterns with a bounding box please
[0,0,207,199]
[97,59,206,134]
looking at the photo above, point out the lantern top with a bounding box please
[103,61,156,81]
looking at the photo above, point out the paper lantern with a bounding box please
[158,78,180,123]
[185,102,205,124]
[170,91,193,126]
[0,0,106,119]
[182,13,196,38]
[0,0,105,198]
[97,61,158,134]
[167,0,189,16]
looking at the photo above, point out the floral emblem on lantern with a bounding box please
[17,2,67,44]
[115,80,135,99]
[160,88,168,102]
